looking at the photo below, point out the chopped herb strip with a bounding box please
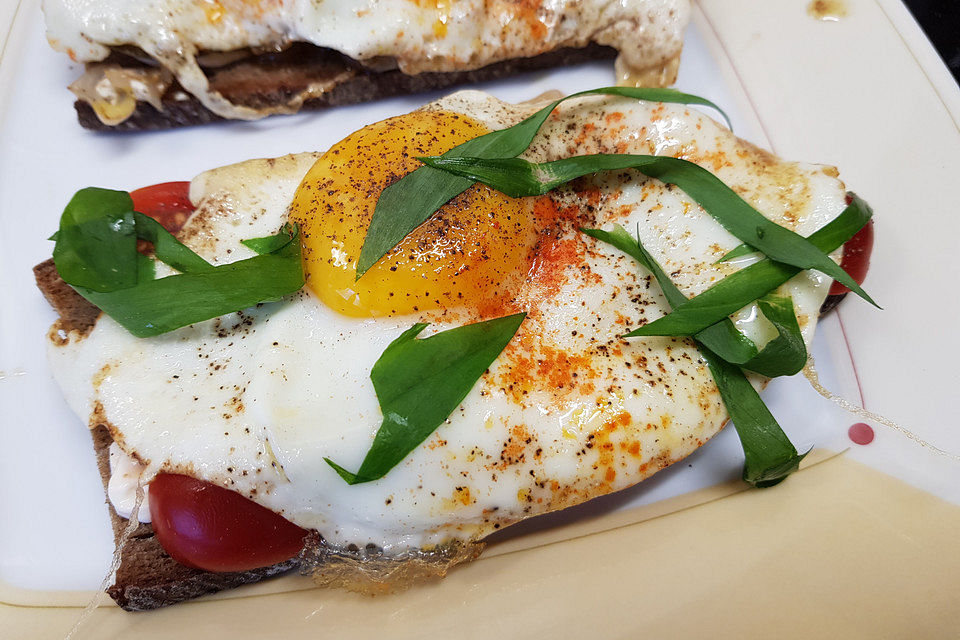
[700,347,808,488]
[715,242,756,263]
[625,194,872,339]
[582,225,806,377]
[241,223,298,255]
[419,155,877,308]
[584,226,805,487]
[326,313,526,484]
[356,87,730,278]
[580,226,760,366]
[53,188,138,292]
[51,187,303,338]
[133,212,212,273]
[740,296,808,378]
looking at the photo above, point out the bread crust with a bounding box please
[33,258,100,335]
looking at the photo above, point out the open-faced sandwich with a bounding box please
[42,0,691,130]
[35,87,874,610]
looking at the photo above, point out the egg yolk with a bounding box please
[290,110,537,318]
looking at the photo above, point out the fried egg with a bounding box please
[49,90,845,553]
[43,0,689,119]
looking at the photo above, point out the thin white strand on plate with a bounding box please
[803,355,960,462]
[64,478,146,640]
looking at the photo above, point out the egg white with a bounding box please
[50,91,845,552]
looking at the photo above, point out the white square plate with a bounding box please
[1,0,958,636]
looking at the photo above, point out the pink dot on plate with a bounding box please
[848,423,875,445]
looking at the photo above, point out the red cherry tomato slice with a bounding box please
[829,218,874,296]
[130,181,194,233]
[149,473,308,572]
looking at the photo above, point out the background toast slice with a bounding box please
[75,44,617,131]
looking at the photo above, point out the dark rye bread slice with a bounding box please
[34,258,301,611]
[76,43,617,131]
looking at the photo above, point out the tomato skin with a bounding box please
[149,473,308,573]
[130,181,194,233]
[829,219,874,296]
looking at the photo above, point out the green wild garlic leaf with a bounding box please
[51,187,304,337]
[356,87,730,278]
[582,225,806,487]
[625,194,872,339]
[326,313,526,484]
[420,155,877,308]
